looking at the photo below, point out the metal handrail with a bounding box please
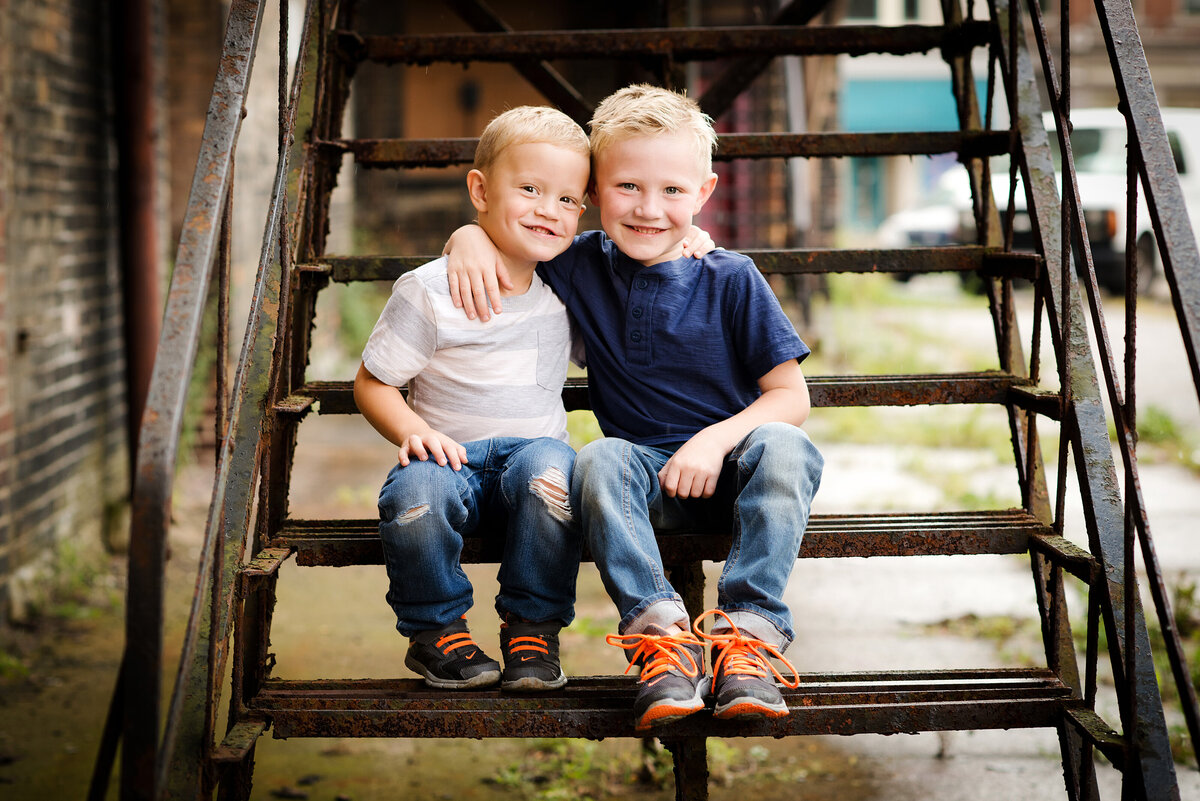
[1027,0,1200,775]
[157,2,322,797]
[91,0,271,799]
[988,0,1198,789]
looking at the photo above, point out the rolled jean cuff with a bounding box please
[621,595,690,636]
[710,608,793,653]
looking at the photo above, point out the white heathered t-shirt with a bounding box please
[361,257,573,444]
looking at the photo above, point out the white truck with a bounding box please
[1047,107,1200,295]
[878,107,1200,295]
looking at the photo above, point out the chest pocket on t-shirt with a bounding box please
[536,326,570,391]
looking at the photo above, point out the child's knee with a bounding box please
[743,423,823,472]
[378,463,457,522]
[529,465,573,524]
[575,437,627,477]
[394,503,431,525]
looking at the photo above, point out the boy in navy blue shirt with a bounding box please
[445,84,823,731]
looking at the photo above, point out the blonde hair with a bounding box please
[473,106,590,172]
[589,84,718,173]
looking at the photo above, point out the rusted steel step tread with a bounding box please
[282,509,1049,535]
[263,666,1060,694]
[275,372,1035,417]
[273,509,1050,567]
[1062,707,1126,770]
[303,248,1038,283]
[322,130,1009,167]
[335,22,993,63]
[241,546,293,579]
[250,669,1074,739]
[212,718,269,764]
[1029,533,1100,582]
[257,674,1069,708]
[1008,385,1064,420]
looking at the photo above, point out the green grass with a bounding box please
[490,737,823,800]
[0,648,30,682]
[1068,578,1200,763]
[1115,405,1200,474]
[23,540,119,624]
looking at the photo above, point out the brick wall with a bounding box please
[0,0,11,614]
[0,0,129,620]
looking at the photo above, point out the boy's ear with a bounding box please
[466,169,488,213]
[693,172,719,213]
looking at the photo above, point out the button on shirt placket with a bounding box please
[627,274,656,365]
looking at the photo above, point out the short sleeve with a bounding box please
[727,259,809,380]
[361,272,438,387]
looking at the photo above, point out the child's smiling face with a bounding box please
[590,131,717,266]
[471,141,590,270]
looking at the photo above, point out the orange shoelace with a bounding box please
[505,635,550,656]
[693,609,800,689]
[435,631,483,657]
[605,629,703,682]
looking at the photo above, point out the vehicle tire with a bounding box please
[1133,234,1159,296]
[1101,235,1158,296]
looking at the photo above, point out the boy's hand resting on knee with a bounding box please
[658,428,727,499]
[396,427,468,470]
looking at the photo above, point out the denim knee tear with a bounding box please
[397,503,430,524]
[529,466,573,523]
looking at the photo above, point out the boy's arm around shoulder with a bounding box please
[353,362,468,469]
[657,360,811,499]
[443,224,512,322]
[443,224,718,322]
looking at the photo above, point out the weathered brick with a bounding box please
[1,0,132,622]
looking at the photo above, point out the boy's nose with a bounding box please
[636,199,659,218]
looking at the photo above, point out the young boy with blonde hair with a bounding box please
[354,105,591,692]
[445,85,824,730]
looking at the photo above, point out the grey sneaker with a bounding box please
[405,618,501,690]
[499,619,567,692]
[698,611,798,721]
[607,624,709,731]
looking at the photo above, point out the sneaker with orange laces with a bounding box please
[500,619,567,692]
[694,609,799,721]
[606,624,710,731]
[405,617,501,689]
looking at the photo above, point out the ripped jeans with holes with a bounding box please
[377,436,581,637]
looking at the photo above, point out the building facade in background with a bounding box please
[0,0,129,620]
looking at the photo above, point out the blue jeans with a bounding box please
[377,436,580,637]
[573,422,823,650]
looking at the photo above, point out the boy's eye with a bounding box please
[664,186,681,195]
[619,182,637,191]
[560,196,580,206]
[520,185,538,194]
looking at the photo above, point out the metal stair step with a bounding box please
[274,372,1036,418]
[320,129,1010,168]
[212,718,269,765]
[300,247,1039,283]
[1029,533,1100,583]
[268,509,1051,567]
[335,22,993,64]
[1063,707,1127,770]
[249,668,1075,740]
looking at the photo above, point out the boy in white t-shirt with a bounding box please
[354,106,591,692]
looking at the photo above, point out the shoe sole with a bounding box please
[501,670,568,692]
[712,698,789,720]
[405,653,501,690]
[635,677,711,731]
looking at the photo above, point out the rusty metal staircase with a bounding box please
[93,0,1200,799]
